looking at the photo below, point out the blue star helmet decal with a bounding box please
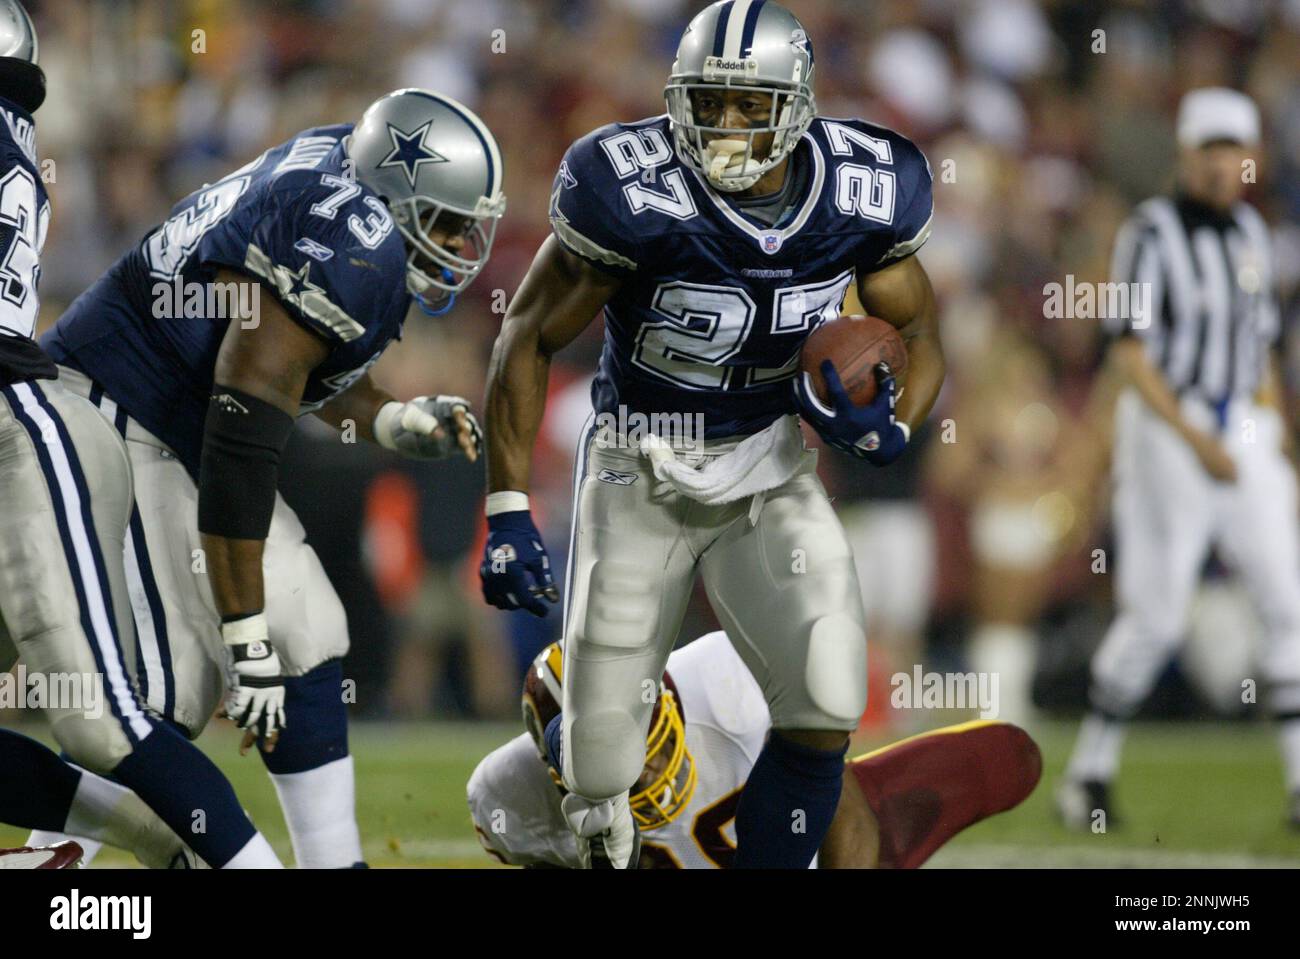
[378,120,448,189]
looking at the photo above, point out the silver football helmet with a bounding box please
[0,0,43,113]
[349,88,506,311]
[664,0,816,192]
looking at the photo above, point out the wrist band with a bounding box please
[373,400,405,451]
[486,491,530,516]
[221,612,269,646]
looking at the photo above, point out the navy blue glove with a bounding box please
[480,510,559,617]
[794,359,909,466]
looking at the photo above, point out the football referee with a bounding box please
[1057,88,1300,830]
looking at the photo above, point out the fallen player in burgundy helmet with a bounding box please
[467,630,1042,868]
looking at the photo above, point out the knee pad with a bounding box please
[562,708,644,799]
[803,614,867,727]
[258,659,349,775]
[49,712,132,776]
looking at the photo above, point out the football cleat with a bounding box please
[0,841,84,869]
[849,720,1042,868]
[1055,778,1120,832]
[561,792,642,870]
[167,845,210,869]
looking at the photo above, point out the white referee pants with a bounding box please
[1090,389,1300,717]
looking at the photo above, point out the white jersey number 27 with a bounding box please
[600,129,699,221]
[633,270,853,391]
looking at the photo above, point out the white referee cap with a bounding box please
[1176,87,1260,148]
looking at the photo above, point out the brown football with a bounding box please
[799,314,907,406]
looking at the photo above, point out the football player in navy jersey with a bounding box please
[37,89,502,867]
[480,0,944,868]
[0,0,283,868]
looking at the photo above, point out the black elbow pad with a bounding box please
[198,386,296,540]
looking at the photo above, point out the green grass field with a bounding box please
[4,718,1299,867]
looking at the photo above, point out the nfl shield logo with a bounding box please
[761,233,782,254]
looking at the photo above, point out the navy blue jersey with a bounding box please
[0,95,54,383]
[43,125,412,473]
[549,115,932,439]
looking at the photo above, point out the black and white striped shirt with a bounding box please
[1106,194,1279,402]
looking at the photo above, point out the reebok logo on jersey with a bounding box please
[294,237,335,262]
[597,468,638,486]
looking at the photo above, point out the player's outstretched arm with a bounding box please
[485,235,621,493]
[312,373,394,443]
[314,373,481,462]
[856,253,944,433]
[479,236,620,616]
[200,268,329,752]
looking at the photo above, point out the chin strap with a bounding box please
[411,267,458,316]
[415,291,456,316]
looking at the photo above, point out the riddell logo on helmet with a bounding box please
[703,56,758,79]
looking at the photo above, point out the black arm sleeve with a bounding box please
[197,385,296,540]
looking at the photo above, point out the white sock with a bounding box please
[221,832,283,868]
[269,755,363,868]
[1066,712,1126,783]
[969,623,1038,724]
[28,765,181,869]
[1279,719,1300,794]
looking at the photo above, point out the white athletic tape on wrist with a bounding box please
[485,491,530,516]
[373,400,405,451]
[221,612,269,647]
[400,398,440,436]
[897,421,911,444]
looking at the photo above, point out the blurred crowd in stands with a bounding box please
[20,0,1300,726]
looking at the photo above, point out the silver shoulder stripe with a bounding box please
[880,211,933,264]
[550,216,637,271]
[244,243,367,342]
